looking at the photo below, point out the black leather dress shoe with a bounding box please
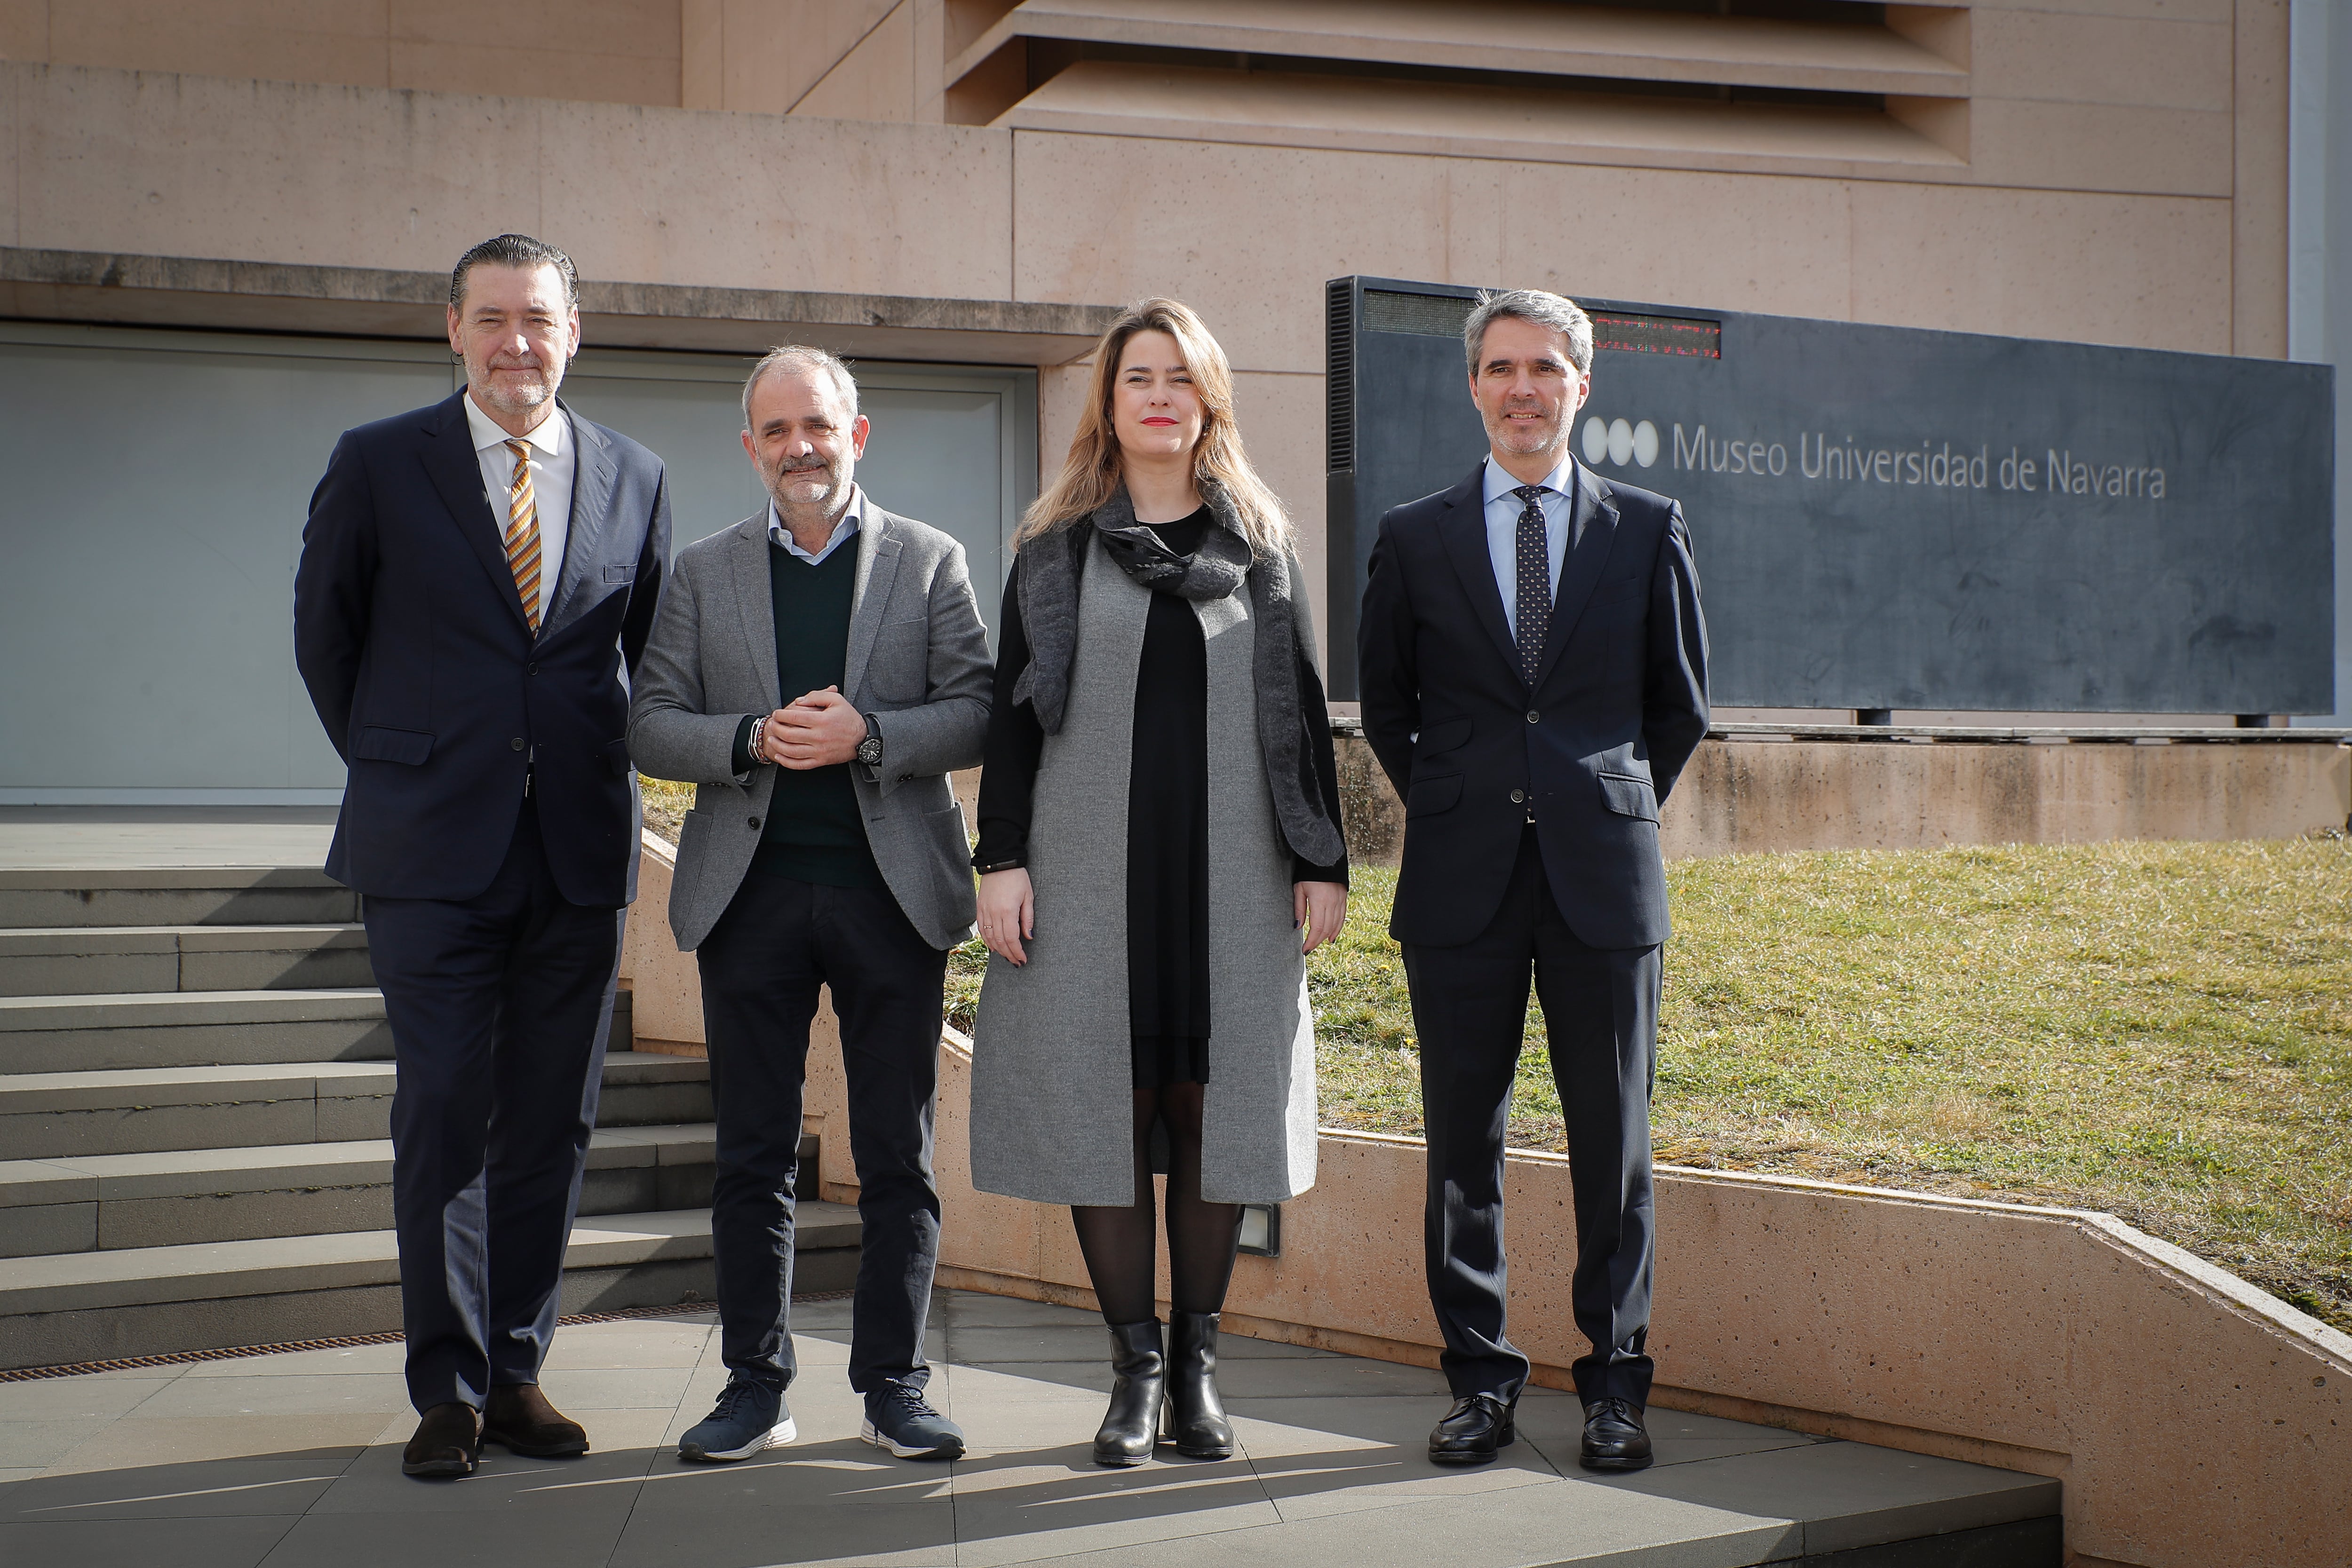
[1580,1396,1653,1472]
[402,1401,483,1479]
[484,1382,589,1457]
[1428,1393,1516,1466]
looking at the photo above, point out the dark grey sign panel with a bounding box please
[1324,277,2337,713]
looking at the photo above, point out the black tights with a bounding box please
[1069,1082,1242,1325]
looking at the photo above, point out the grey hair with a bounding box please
[1464,288,1594,376]
[741,344,860,428]
[450,233,578,311]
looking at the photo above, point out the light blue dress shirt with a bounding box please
[767,483,864,565]
[1481,454,1575,641]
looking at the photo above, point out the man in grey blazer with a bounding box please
[628,345,991,1463]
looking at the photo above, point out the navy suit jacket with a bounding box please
[294,390,671,907]
[1358,460,1709,950]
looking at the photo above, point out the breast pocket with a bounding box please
[1581,577,1646,629]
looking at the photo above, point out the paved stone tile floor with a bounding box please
[0,1291,2056,1568]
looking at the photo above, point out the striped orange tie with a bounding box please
[502,437,543,633]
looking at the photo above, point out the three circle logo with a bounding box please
[1580,417,1659,468]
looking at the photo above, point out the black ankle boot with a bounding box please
[1093,1319,1166,1467]
[1165,1310,1234,1459]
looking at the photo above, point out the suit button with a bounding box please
[510,736,525,752]
[748,816,762,829]
[1510,789,1526,804]
[1526,710,1540,724]
[527,663,539,676]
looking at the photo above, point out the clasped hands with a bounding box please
[754,686,866,769]
[976,871,1347,967]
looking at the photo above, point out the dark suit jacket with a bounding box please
[294,390,671,907]
[1358,460,1708,950]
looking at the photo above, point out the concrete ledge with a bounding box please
[1331,727,2352,866]
[0,245,1121,364]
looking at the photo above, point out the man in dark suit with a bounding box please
[294,233,670,1479]
[1358,288,1708,1473]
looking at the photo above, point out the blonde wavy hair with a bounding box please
[1015,298,1292,559]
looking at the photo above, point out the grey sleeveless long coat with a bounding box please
[968,535,1319,1207]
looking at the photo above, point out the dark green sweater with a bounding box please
[732,540,883,890]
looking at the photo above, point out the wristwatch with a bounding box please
[856,713,884,767]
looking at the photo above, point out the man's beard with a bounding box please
[765,456,848,514]
[1488,404,1565,456]
[473,365,559,418]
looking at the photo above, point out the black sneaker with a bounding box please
[859,1380,965,1460]
[679,1377,794,1463]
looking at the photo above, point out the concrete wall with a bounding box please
[0,0,687,105]
[0,42,2301,659]
[616,832,2352,1568]
[1335,733,2352,867]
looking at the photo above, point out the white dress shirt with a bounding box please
[1481,452,1576,641]
[464,392,575,628]
[767,484,864,565]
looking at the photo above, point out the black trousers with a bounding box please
[1405,825,1661,1407]
[363,797,623,1415]
[697,873,949,1394]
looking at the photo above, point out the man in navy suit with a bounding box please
[295,233,670,1479]
[1357,289,1708,1473]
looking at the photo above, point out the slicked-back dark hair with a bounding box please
[449,234,579,312]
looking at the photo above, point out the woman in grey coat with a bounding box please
[969,298,1350,1466]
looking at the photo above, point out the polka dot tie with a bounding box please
[1512,484,1550,687]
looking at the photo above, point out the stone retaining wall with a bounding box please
[1333,729,2352,866]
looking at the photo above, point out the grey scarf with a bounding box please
[1012,485,1345,867]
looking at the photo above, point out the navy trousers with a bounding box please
[363,797,623,1414]
[696,874,948,1395]
[1405,825,1662,1407]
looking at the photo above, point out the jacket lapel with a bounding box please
[732,514,782,714]
[1534,461,1620,689]
[1435,463,1519,681]
[420,391,532,635]
[538,402,618,643]
[844,503,902,702]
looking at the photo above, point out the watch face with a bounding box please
[858,736,883,764]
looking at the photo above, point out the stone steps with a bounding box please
[0,922,373,996]
[0,1121,746,1257]
[0,987,393,1073]
[0,845,749,1371]
[0,1204,861,1371]
[0,866,358,929]
[0,1048,704,1162]
[0,983,637,1074]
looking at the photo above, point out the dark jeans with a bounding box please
[1405,825,1662,1407]
[363,797,623,1414]
[697,872,949,1394]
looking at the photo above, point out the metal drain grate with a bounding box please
[0,1292,855,1383]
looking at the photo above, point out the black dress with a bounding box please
[974,510,1348,1088]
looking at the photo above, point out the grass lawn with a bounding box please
[644,775,2350,1332]
[1310,838,2352,1335]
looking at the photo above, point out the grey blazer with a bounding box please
[626,499,993,951]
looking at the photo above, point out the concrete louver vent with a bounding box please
[942,0,1971,172]
[0,863,858,1373]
